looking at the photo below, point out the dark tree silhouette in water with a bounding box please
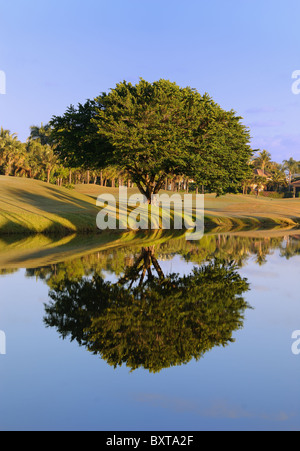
[44,247,250,373]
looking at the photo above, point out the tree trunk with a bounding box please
[4,163,12,176]
[186,180,189,193]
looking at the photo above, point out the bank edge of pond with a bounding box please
[0,212,299,237]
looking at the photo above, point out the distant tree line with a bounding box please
[0,125,122,188]
[243,150,300,196]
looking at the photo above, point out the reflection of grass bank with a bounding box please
[204,214,297,232]
[1,227,300,270]
[1,177,300,236]
[0,230,185,269]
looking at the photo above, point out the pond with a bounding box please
[0,231,300,431]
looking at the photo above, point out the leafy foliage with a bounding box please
[50,79,254,201]
[44,247,250,373]
[50,100,112,169]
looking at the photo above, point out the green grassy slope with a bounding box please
[0,176,100,234]
[1,176,300,236]
[76,184,300,229]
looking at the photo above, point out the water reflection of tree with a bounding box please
[279,235,300,260]
[26,234,300,288]
[179,235,283,267]
[44,246,250,373]
[0,269,19,276]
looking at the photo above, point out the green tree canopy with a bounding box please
[44,247,250,373]
[50,99,112,170]
[50,79,253,202]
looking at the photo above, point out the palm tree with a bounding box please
[283,158,299,191]
[25,137,58,182]
[269,169,287,192]
[254,150,272,175]
[0,128,22,176]
[29,123,52,146]
[42,147,58,183]
[253,175,267,195]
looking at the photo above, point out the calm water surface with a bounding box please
[0,233,300,431]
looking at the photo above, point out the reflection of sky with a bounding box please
[102,255,196,283]
[0,251,300,431]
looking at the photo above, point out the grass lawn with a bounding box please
[0,176,100,234]
[0,176,300,235]
[76,184,300,230]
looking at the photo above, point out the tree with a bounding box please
[0,128,23,176]
[283,158,299,190]
[252,175,268,195]
[50,100,111,170]
[44,247,250,373]
[50,79,253,203]
[29,123,52,146]
[254,150,272,175]
[182,94,253,195]
[268,167,287,193]
[42,146,58,183]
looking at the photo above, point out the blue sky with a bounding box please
[0,0,300,162]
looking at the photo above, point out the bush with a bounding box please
[258,191,285,199]
[63,183,75,190]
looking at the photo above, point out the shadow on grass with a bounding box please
[1,185,299,237]
[0,186,100,235]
